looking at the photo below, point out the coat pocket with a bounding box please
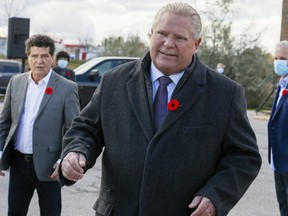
[93,188,116,216]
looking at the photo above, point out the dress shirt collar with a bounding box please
[150,62,184,85]
[28,69,52,86]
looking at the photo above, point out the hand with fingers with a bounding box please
[49,163,60,180]
[189,196,216,216]
[61,152,86,182]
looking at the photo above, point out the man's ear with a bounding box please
[148,29,153,38]
[195,38,202,50]
[53,57,57,67]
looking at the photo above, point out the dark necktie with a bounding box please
[153,76,172,131]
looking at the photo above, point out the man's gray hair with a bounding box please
[152,2,202,40]
[275,40,288,52]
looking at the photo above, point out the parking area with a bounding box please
[0,102,279,215]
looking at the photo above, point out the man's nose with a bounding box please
[163,36,175,48]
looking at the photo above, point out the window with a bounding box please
[0,62,21,73]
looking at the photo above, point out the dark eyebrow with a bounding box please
[275,57,287,60]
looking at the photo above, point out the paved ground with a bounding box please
[0,102,279,215]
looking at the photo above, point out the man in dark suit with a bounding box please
[268,40,288,216]
[59,3,261,216]
[0,34,80,216]
[53,51,76,82]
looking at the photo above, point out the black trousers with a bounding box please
[8,151,61,216]
[274,171,288,216]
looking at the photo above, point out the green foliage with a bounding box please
[100,34,149,57]
[68,60,83,70]
[198,0,275,109]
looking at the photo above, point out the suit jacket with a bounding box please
[268,86,288,173]
[53,66,76,82]
[0,71,80,181]
[60,53,261,215]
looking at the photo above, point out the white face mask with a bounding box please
[274,60,288,77]
[58,59,68,69]
[216,68,224,74]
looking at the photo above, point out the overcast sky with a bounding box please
[0,0,283,53]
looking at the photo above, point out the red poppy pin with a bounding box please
[45,87,53,95]
[282,89,288,96]
[65,71,71,76]
[168,99,180,111]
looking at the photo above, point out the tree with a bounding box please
[100,34,148,57]
[101,36,125,56]
[198,0,235,68]
[122,34,148,57]
[78,35,94,54]
[3,0,27,18]
[198,0,274,109]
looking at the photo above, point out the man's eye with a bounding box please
[157,31,165,36]
[176,36,186,41]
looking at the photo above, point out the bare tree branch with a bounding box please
[4,0,27,18]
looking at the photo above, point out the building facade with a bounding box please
[0,37,7,56]
[281,0,288,40]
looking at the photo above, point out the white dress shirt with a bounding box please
[14,70,52,154]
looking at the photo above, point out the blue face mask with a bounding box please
[274,60,288,76]
[58,59,68,69]
[216,68,224,74]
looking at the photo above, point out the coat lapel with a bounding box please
[272,87,288,120]
[36,72,59,117]
[15,73,29,116]
[126,54,206,138]
[126,64,154,141]
[157,61,206,134]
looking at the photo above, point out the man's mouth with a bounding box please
[160,51,176,57]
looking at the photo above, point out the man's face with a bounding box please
[274,47,288,60]
[150,12,201,75]
[28,46,53,79]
